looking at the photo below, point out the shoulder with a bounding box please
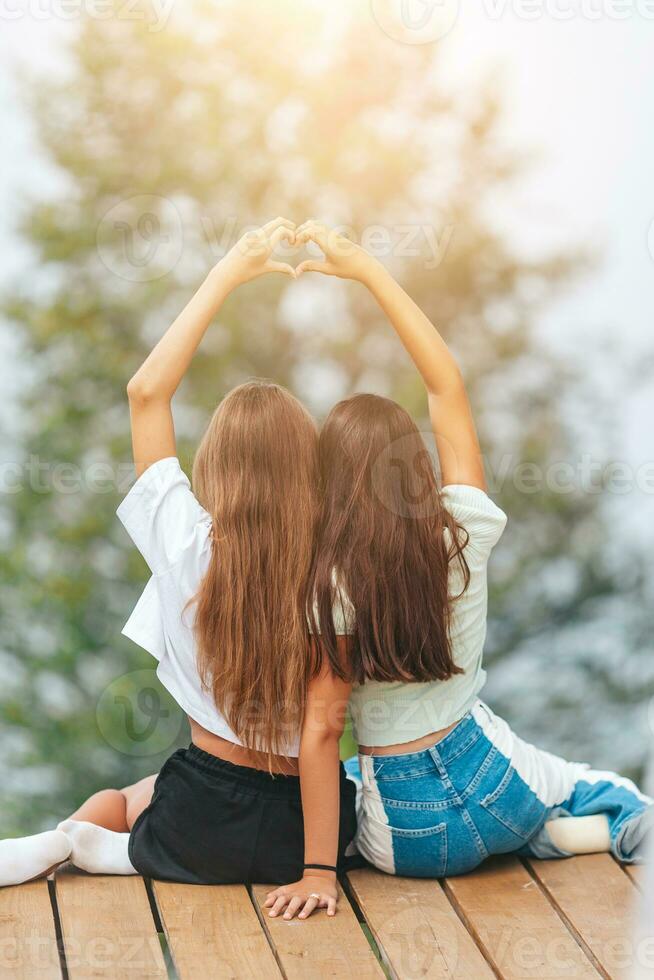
[118,456,194,516]
[441,484,507,558]
[117,456,212,575]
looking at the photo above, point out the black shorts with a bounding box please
[128,744,358,885]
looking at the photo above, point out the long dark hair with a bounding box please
[310,393,470,684]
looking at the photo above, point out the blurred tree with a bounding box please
[2,0,651,833]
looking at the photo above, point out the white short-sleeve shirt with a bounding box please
[117,456,301,755]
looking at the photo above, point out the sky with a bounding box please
[0,3,652,520]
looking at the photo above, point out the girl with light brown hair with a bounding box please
[0,218,356,901]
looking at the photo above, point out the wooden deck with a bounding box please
[0,855,647,979]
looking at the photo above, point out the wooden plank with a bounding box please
[444,856,601,979]
[529,853,649,979]
[347,868,494,979]
[54,867,167,979]
[152,880,280,979]
[251,882,384,979]
[0,878,61,979]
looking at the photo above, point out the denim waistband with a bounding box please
[361,701,487,778]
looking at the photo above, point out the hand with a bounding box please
[263,875,338,920]
[295,221,377,282]
[218,216,297,287]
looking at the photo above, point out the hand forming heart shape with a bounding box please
[219,216,374,287]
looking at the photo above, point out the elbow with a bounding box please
[300,726,342,756]
[427,367,466,401]
[126,374,159,405]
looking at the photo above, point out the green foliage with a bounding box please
[1,0,642,833]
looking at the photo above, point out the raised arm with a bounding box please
[264,644,352,920]
[126,217,296,476]
[295,221,485,490]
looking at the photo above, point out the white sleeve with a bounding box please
[308,580,356,637]
[117,457,212,575]
[441,484,507,561]
[122,576,166,661]
[333,587,356,635]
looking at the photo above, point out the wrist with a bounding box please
[354,253,384,288]
[209,258,241,295]
[303,868,337,882]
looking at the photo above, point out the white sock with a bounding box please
[546,814,611,855]
[0,830,71,887]
[57,820,136,875]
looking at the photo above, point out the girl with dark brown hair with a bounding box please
[265,222,653,919]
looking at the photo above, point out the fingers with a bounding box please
[239,220,297,276]
[283,896,304,920]
[295,220,329,251]
[241,218,295,257]
[262,216,295,233]
[268,894,289,918]
[295,259,331,276]
[294,219,314,236]
[264,260,296,277]
[263,888,281,908]
[298,895,320,920]
[239,217,351,278]
[295,218,325,235]
[264,888,336,920]
[269,224,295,251]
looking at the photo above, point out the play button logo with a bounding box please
[370,0,460,44]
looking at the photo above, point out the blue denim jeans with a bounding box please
[345,700,653,878]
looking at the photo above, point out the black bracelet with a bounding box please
[304,863,337,873]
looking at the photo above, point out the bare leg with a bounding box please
[57,774,158,876]
[124,775,157,830]
[0,775,158,887]
[70,790,128,831]
[67,775,157,832]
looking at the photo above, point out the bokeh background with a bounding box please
[0,0,653,835]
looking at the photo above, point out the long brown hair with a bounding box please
[191,381,318,756]
[310,393,470,684]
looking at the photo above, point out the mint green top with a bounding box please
[336,485,507,747]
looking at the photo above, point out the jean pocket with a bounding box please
[480,764,546,842]
[357,810,448,878]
